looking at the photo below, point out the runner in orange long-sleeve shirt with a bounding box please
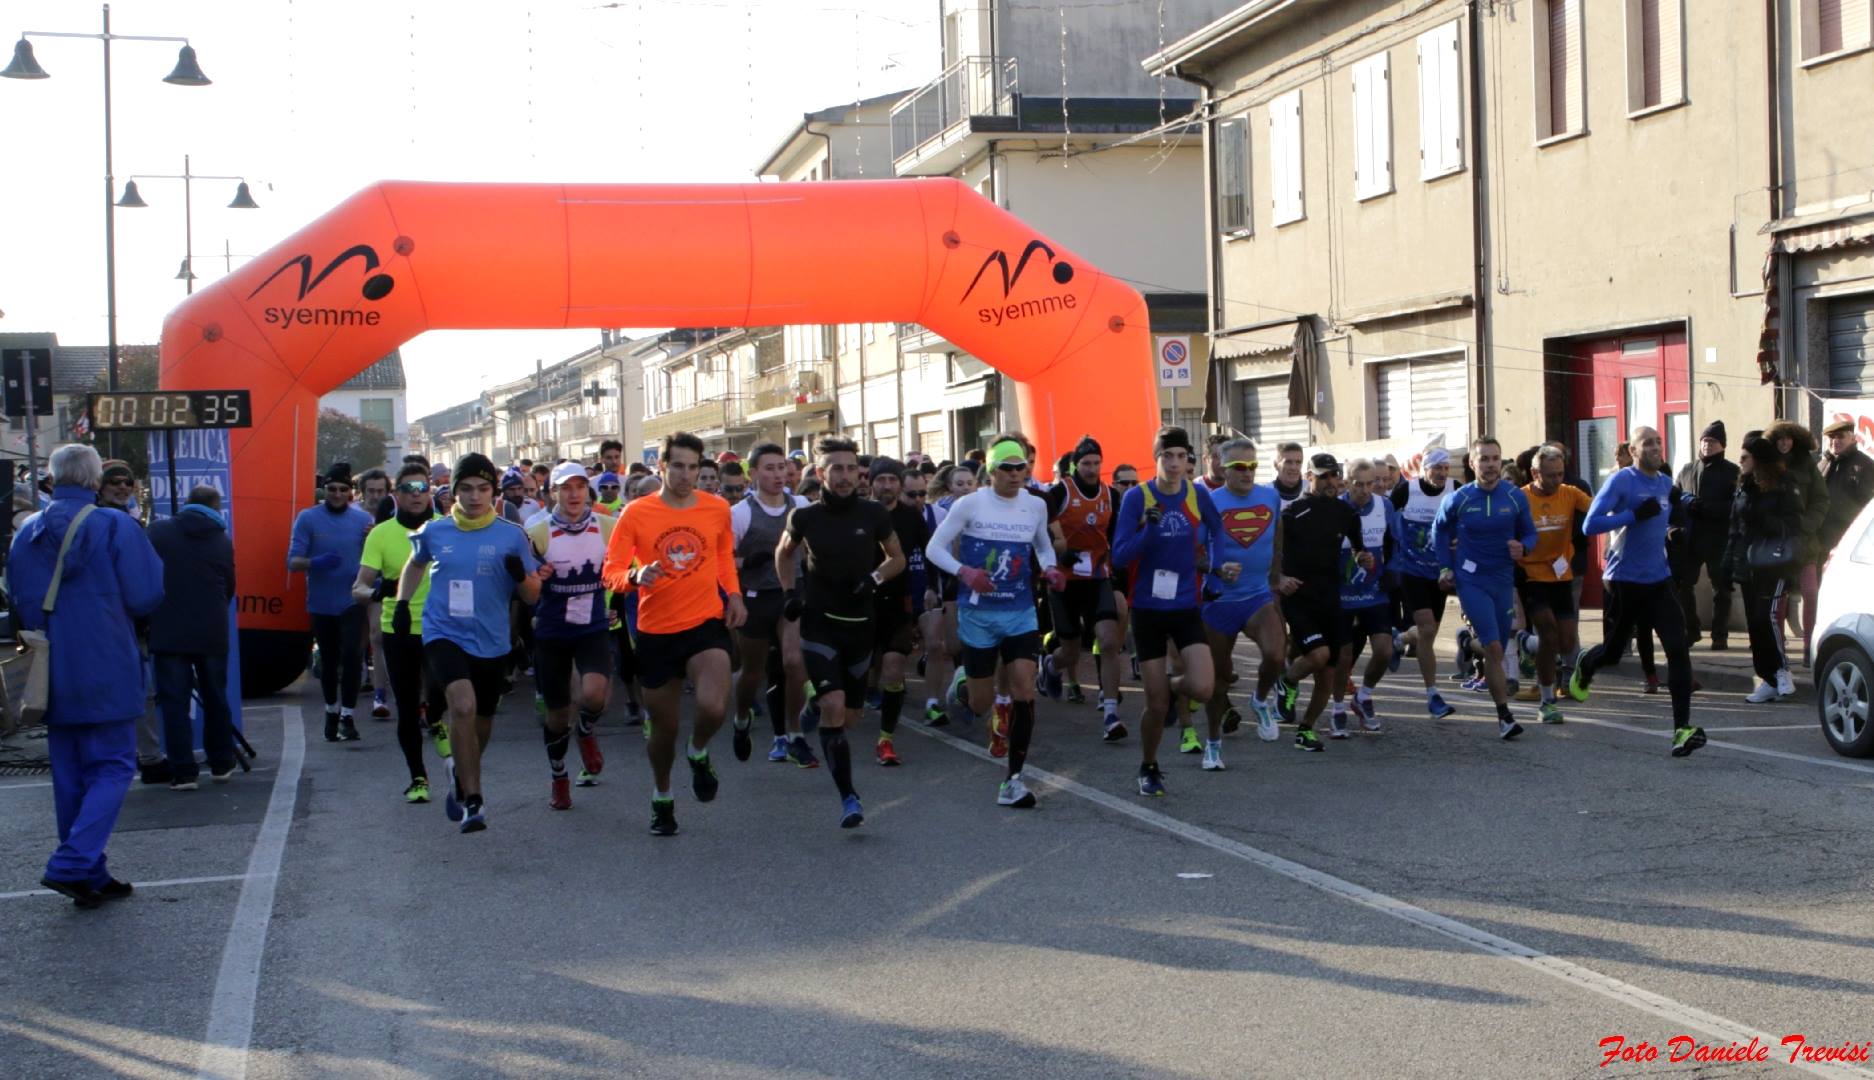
[602,432,746,838]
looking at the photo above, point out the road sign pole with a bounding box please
[165,428,180,516]
[23,395,38,510]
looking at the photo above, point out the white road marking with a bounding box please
[0,781,54,790]
[909,722,1874,1080]
[1697,725,1816,733]
[1559,714,1874,777]
[0,872,266,901]
[197,706,305,1080]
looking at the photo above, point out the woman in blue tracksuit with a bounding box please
[1430,436,1537,740]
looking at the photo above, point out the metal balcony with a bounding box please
[890,56,1019,175]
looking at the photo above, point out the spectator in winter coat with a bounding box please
[1674,420,1740,648]
[146,486,238,790]
[5,444,164,908]
[1765,421,1828,665]
[1729,434,1804,702]
[1820,418,1874,557]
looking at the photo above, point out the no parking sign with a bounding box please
[1156,336,1193,388]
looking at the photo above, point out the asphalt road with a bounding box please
[3,652,1872,1080]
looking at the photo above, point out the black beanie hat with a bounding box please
[1071,435,1103,464]
[454,452,500,488]
[1153,426,1193,457]
[1701,419,1726,447]
[324,462,354,486]
[1742,433,1776,462]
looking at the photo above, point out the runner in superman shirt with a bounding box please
[526,461,617,811]
[1110,427,1230,795]
[1200,438,1291,754]
[924,436,1064,810]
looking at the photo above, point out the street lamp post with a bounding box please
[2,2,211,456]
[118,155,260,296]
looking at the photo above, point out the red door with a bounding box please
[1566,329,1689,608]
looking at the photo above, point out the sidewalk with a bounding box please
[1424,609,1804,699]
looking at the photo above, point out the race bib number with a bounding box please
[449,578,474,618]
[1461,559,1477,575]
[565,592,594,627]
[1152,569,1179,601]
[1074,551,1094,578]
[1551,556,1569,578]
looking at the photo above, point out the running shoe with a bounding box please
[1566,665,1591,704]
[1539,702,1565,724]
[624,701,644,726]
[1065,680,1086,704]
[946,668,969,712]
[1201,741,1225,771]
[1460,676,1486,693]
[431,721,452,760]
[876,736,902,767]
[1255,698,1279,742]
[1643,674,1661,695]
[534,692,546,715]
[865,688,883,712]
[549,775,572,811]
[338,716,361,742]
[576,769,599,787]
[1328,710,1351,739]
[1427,691,1456,719]
[324,709,340,743]
[577,730,605,777]
[688,752,720,802]
[1359,709,1383,733]
[1775,669,1796,698]
[650,797,678,837]
[799,699,821,736]
[460,801,487,834]
[404,778,430,804]
[1039,654,1064,700]
[372,689,391,720]
[641,713,653,740]
[444,787,465,823]
[1136,762,1166,797]
[1514,683,1541,701]
[1354,690,1377,725]
[1745,681,1777,704]
[768,735,791,762]
[787,735,821,769]
[1178,726,1202,754]
[989,703,1010,759]
[1670,725,1708,758]
[1454,628,1474,677]
[1102,715,1128,742]
[924,703,949,727]
[1389,630,1404,673]
[998,774,1037,808]
[1274,679,1299,725]
[731,711,753,762]
[1221,705,1243,734]
[840,794,865,828]
[1294,728,1323,752]
[1498,717,1524,740]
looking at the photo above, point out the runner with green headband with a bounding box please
[925,435,1067,809]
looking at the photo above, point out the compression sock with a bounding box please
[1007,701,1035,777]
[766,682,786,736]
[1100,696,1119,719]
[576,708,600,738]
[543,725,570,778]
[1540,684,1555,704]
[819,727,856,799]
[879,684,906,736]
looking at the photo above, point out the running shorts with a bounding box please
[1400,573,1449,623]
[634,618,732,690]
[1048,578,1118,644]
[740,588,786,641]
[1517,577,1577,620]
[1455,576,1517,648]
[533,633,612,710]
[801,610,875,701]
[1201,592,1274,638]
[1283,584,1343,654]
[958,604,1041,678]
[424,639,507,718]
[1133,606,1208,662]
[1337,602,1392,645]
[873,593,917,655]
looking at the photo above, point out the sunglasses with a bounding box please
[397,481,430,494]
[1223,461,1259,472]
[1113,478,1139,487]
[324,484,351,493]
[103,476,133,486]
[994,462,1028,473]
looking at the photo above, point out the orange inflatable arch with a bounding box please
[159,178,1157,694]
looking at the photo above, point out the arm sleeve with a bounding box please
[716,504,741,595]
[1044,484,1067,520]
[1030,501,1057,572]
[112,515,167,618]
[1584,472,1636,536]
[924,499,967,576]
[1390,482,1411,512]
[1109,486,1148,569]
[600,511,637,593]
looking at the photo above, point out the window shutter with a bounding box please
[1640,0,1662,106]
[1548,0,1573,135]
[1818,0,1845,54]
[1270,89,1304,224]
[1352,53,1392,199]
[1416,21,1463,176]
[1216,117,1249,235]
[1844,0,1873,50]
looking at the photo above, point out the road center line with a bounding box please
[908,722,1874,1079]
[196,705,305,1080]
[0,872,267,901]
[1558,714,1874,777]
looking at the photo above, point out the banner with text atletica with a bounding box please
[147,428,244,734]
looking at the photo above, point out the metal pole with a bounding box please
[102,3,119,461]
[182,153,194,295]
[23,389,39,516]
[165,427,179,515]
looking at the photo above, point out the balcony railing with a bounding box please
[890,56,1019,164]
[750,362,834,415]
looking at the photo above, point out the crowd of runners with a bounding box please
[288,421,1723,838]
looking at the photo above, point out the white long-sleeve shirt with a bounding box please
[924,487,1055,611]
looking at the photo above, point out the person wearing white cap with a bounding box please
[1389,446,1460,719]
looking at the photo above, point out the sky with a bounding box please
[0,0,937,416]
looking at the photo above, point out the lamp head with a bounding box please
[162,44,210,86]
[226,181,258,209]
[174,259,195,282]
[116,180,148,208]
[1,39,48,80]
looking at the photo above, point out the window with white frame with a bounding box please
[1216,115,1252,236]
[1268,89,1305,225]
[1802,0,1872,61]
[1626,0,1684,112]
[1416,21,1465,178]
[1351,52,1393,201]
[1534,0,1585,141]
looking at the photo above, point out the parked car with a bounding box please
[1816,496,1874,756]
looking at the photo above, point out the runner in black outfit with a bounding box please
[870,457,927,767]
[1272,455,1374,751]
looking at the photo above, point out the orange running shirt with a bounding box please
[601,492,740,634]
[1519,482,1592,582]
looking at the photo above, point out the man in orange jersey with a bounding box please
[1517,445,1592,724]
[602,431,746,838]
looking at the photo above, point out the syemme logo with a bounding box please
[249,243,396,332]
[963,240,1079,328]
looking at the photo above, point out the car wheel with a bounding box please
[1818,644,1874,758]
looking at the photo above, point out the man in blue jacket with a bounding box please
[146,486,238,790]
[7,444,165,908]
[288,462,373,742]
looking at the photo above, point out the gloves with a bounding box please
[503,554,528,582]
[309,552,342,572]
[1143,505,1163,525]
[782,588,803,622]
[957,566,994,595]
[1043,566,1068,592]
[391,600,412,636]
[1632,497,1662,522]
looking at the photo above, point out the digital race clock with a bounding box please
[86,390,253,431]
